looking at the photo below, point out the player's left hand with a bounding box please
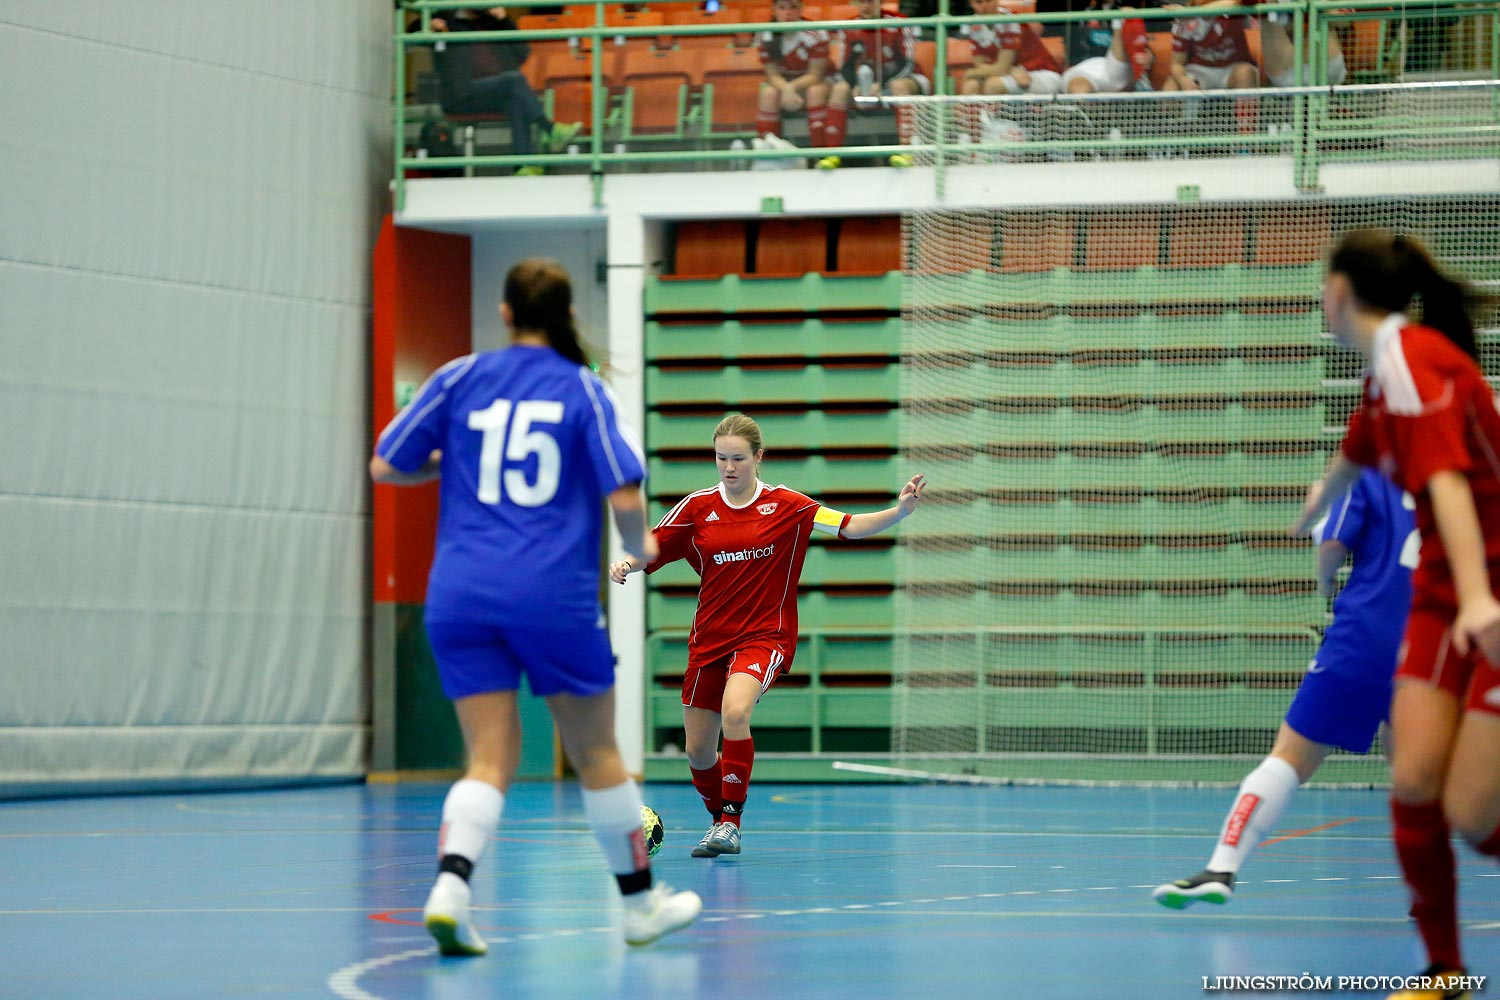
[1453,591,1500,665]
[897,474,926,516]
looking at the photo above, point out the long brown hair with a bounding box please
[504,258,591,367]
[713,413,763,454]
[1328,229,1477,361]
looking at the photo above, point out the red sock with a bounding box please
[956,104,981,142]
[808,106,828,147]
[1234,96,1258,135]
[1121,19,1148,82]
[1392,798,1462,969]
[720,736,754,828]
[757,110,781,139]
[894,105,914,146]
[1476,823,1500,858]
[824,105,848,148]
[690,760,722,821]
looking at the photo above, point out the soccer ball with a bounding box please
[641,805,665,858]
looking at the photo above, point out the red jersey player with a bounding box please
[962,0,1064,97]
[819,0,928,169]
[1163,12,1258,92]
[1292,229,1500,1000]
[756,0,834,155]
[611,413,925,857]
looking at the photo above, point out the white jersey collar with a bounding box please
[719,480,768,509]
[1367,312,1408,397]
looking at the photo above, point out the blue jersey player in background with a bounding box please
[1155,468,1417,908]
[370,258,700,954]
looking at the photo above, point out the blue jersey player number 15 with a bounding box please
[468,398,564,506]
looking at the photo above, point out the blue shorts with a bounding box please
[1283,650,1393,754]
[424,616,616,700]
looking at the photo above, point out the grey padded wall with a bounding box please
[0,1,391,793]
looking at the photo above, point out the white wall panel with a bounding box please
[0,1,389,791]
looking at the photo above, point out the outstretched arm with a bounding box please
[843,474,926,539]
[608,483,656,563]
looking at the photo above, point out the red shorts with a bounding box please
[681,643,789,712]
[1397,605,1500,716]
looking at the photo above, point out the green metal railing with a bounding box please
[394,0,1499,208]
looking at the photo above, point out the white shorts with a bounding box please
[1001,69,1063,95]
[1061,54,1134,93]
[1185,62,1241,90]
[1268,53,1346,87]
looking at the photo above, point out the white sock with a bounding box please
[582,780,649,880]
[438,778,504,868]
[1206,756,1300,874]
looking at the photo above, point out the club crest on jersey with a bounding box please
[757,502,778,515]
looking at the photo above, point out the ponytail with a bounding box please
[1329,229,1478,362]
[503,257,593,368]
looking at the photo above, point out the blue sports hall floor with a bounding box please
[2,781,1496,999]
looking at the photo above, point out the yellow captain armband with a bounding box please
[812,505,850,538]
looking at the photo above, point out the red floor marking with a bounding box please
[1259,817,1360,848]
[370,909,422,926]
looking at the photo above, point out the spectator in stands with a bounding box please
[1161,10,1258,92]
[1187,0,1346,87]
[757,0,836,157]
[420,7,581,175]
[962,0,1066,96]
[818,0,928,169]
[1061,1,1154,93]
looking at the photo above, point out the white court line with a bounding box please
[326,947,434,1000]
[318,871,1462,998]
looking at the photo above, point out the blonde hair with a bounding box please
[713,413,763,455]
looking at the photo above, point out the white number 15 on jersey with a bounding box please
[467,399,563,506]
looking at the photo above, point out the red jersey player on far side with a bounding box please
[612,413,925,857]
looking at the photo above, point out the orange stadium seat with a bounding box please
[663,8,742,49]
[673,220,750,277]
[621,44,695,139]
[1251,208,1333,266]
[1081,212,1160,271]
[700,46,766,135]
[998,213,1075,273]
[912,212,997,274]
[539,48,622,135]
[1168,208,1250,270]
[606,8,665,28]
[916,37,974,89]
[516,10,591,32]
[756,219,832,276]
[835,216,903,275]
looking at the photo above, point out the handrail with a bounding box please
[393,0,1500,208]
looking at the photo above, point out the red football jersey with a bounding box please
[1340,315,1500,609]
[998,21,1061,74]
[760,21,832,75]
[1171,15,1253,68]
[840,12,917,81]
[647,481,850,670]
[965,22,1004,64]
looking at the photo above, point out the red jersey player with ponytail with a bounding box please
[611,414,925,857]
[1292,229,1500,1000]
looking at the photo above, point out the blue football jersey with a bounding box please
[1312,468,1417,677]
[376,344,646,626]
